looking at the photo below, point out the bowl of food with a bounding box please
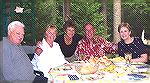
[110,57,126,66]
[74,61,99,75]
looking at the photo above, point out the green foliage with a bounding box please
[122,0,150,14]
[35,0,63,40]
[106,0,149,39]
[122,2,150,38]
[34,0,108,39]
[29,0,150,44]
[71,0,107,37]
[123,0,147,3]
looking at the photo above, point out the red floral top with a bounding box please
[75,36,118,60]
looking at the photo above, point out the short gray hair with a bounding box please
[8,21,25,33]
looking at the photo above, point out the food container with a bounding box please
[74,61,99,75]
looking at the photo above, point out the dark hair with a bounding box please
[118,22,132,33]
[63,20,76,31]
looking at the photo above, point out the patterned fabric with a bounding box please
[118,37,147,59]
[75,36,117,60]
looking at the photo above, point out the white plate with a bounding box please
[127,74,148,81]
[113,62,126,66]
[133,65,149,73]
[80,74,102,81]
[131,62,145,65]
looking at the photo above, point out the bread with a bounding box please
[79,65,97,74]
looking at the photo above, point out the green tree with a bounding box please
[35,0,63,40]
[71,0,108,38]
[35,0,108,39]
[122,0,150,38]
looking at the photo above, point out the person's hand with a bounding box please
[112,43,118,52]
[36,41,42,48]
[35,41,43,56]
[35,47,43,56]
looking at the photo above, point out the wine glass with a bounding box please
[124,52,132,64]
[79,54,85,61]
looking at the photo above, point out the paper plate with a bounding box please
[80,74,102,81]
[127,74,148,81]
[131,62,145,65]
[133,65,149,73]
[113,62,126,66]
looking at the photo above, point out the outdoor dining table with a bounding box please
[48,61,150,83]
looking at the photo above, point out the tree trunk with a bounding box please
[100,0,108,37]
[63,0,71,21]
[113,0,121,43]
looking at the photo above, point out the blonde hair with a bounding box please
[45,24,57,32]
[44,24,57,38]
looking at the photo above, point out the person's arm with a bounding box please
[74,41,83,60]
[35,47,43,55]
[130,54,148,63]
[130,38,148,63]
[31,53,40,71]
[99,36,118,54]
[57,44,69,64]
[35,41,43,56]
[31,41,43,71]
[109,42,118,54]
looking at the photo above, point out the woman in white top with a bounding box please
[31,24,68,79]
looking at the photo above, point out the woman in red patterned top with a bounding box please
[75,23,117,60]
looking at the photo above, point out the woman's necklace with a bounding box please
[125,37,134,44]
[64,35,72,45]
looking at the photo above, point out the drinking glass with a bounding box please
[124,52,132,64]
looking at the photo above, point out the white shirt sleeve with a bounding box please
[31,53,40,71]
[57,44,69,64]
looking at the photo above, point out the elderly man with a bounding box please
[0,21,47,83]
[31,24,68,79]
[75,23,118,60]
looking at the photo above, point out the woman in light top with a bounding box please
[118,22,148,63]
[31,24,68,78]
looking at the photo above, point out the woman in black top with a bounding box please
[55,20,83,62]
[118,22,148,63]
